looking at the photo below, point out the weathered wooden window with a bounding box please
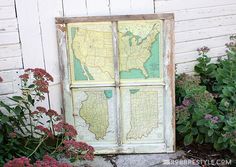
[56,14,175,154]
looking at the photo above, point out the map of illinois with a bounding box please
[68,22,114,82]
[79,90,112,140]
[118,20,162,80]
[127,89,158,139]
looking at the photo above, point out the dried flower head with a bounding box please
[19,74,29,82]
[36,106,47,113]
[204,114,219,124]
[46,109,59,117]
[197,46,210,55]
[182,98,192,107]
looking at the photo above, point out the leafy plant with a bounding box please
[176,35,236,155]
[0,68,94,166]
[176,74,224,146]
[194,46,217,93]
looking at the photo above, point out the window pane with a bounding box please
[120,86,164,144]
[118,20,163,83]
[72,87,117,145]
[67,22,115,84]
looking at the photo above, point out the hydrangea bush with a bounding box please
[0,68,94,166]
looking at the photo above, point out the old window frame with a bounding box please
[56,14,175,154]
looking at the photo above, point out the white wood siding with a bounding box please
[0,0,22,102]
[154,0,236,73]
[1,0,236,112]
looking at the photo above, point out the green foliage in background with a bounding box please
[176,35,236,155]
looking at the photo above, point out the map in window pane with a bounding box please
[120,86,164,144]
[72,88,117,144]
[118,20,163,81]
[67,22,115,83]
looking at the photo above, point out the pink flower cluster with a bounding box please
[4,155,71,167]
[34,155,71,167]
[204,114,220,124]
[4,157,32,167]
[32,107,59,118]
[58,140,94,160]
[53,122,77,137]
[176,98,192,112]
[20,68,54,94]
[25,68,53,82]
[197,46,210,55]
[33,107,78,139]
[35,125,53,138]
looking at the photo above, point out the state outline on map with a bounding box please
[67,22,115,84]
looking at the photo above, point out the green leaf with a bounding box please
[12,96,24,101]
[0,115,9,123]
[214,142,225,151]
[208,129,214,136]
[14,106,22,116]
[28,84,35,88]
[196,119,205,126]
[192,110,203,121]
[27,95,35,106]
[0,101,11,112]
[196,134,204,144]
[177,125,189,133]
[184,133,193,145]
[222,88,231,97]
[217,137,224,144]
[192,128,198,135]
[0,134,3,143]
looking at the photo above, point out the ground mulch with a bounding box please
[177,141,236,167]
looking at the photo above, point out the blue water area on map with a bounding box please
[104,90,113,99]
[70,27,94,81]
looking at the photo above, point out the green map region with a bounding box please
[71,27,89,81]
[119,34,160,79]
[68,23,115,82]
[79,90,113,140]
[104,90,113,99]
[119,20,162,80]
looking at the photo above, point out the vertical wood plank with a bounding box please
[86,0,111,16]
[48,83,62,114]
[109,0,132,15]
[130,0,154,14]
[163,18,175,152]
[63,0,87,16]
[36,1,62,80]
[111,21,121,146]
[56,24,74,124]
[15,0,50,109]
[15,0,45,68]
[36,0,64,111]
[110,0,154,15]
